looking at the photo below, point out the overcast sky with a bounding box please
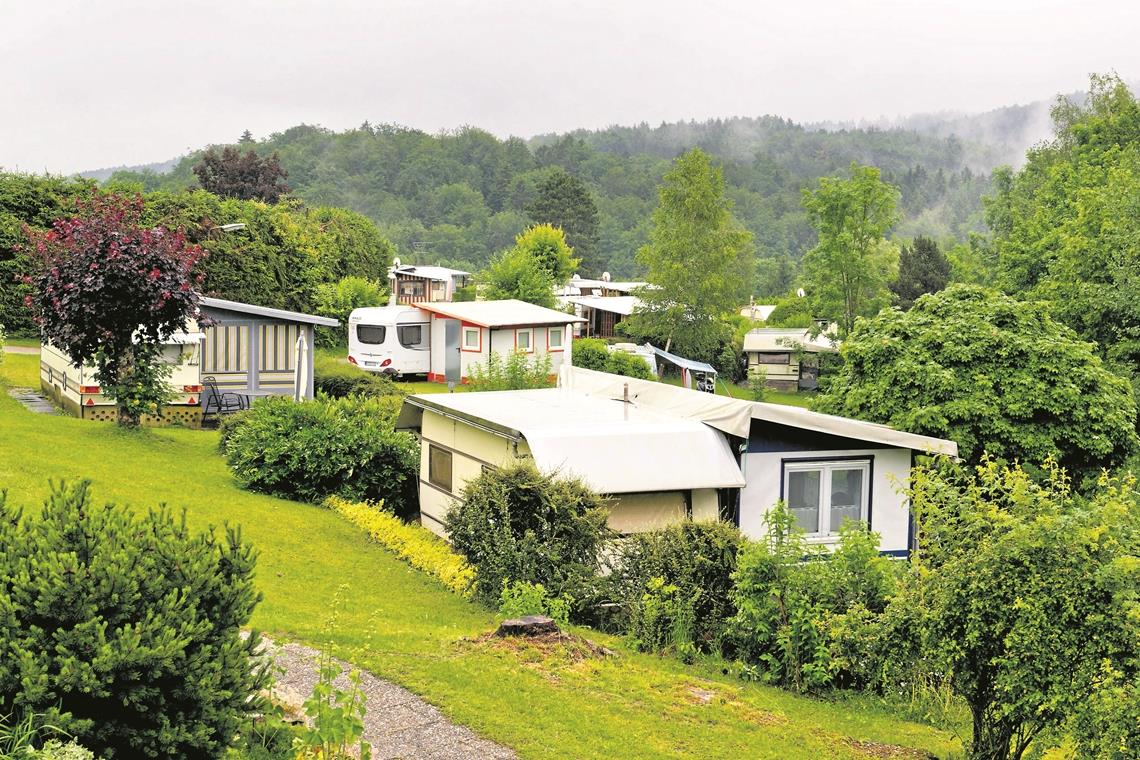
[3,0,1138,174]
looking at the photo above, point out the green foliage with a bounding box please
[748,368,767,400]
[800,163,900,336]
[0,481,268,758]
[324,496,475,596]
[888,460,1140,760]
[467,351,554,391]
[220,395,420,517]
[571,337,609,370]
[729,504,899,693]
[313,276,386,347]
[601,349,653,379]
[628,577,698,664]
[193,146,291,203]
[1070,662,1140,760]
[610,521,743,653]
[477,246,557,307]
[498,580,571,626]
[526,169,601,275]
[988,74,1140,394]
[445,462,611,618]
[815,284,1139,485]
[313,354,403,398]
[512,223,579,284]
[624,149,755,361]
[27,740,95,760]
[765,294,814,328]
[292,589,371,760]
[890,236,951,309]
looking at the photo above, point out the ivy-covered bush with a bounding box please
[220,395,419,517]
[609,521,742,651]
[445,462,611,618]
[0,481,268,758]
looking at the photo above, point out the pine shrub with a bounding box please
[0,481,269,759]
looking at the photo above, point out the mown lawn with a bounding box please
[0,350,959,759]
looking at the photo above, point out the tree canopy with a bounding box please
[192,146,291,203]
[624,148,754,358]
[890,235,950,309]
[800,163,900,335]
[815,285,1138,482]
[526,169,601,275]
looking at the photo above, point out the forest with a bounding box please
[100,113,999,289]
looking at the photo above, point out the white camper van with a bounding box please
[347,305,431,375]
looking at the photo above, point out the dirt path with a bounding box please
[261,636,516,760]
[1,346,39,354]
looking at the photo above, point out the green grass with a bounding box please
[2,337,40,348]
[0,354,958,759]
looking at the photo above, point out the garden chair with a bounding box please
[202,375,247,419]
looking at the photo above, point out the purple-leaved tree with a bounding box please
[24,193,205,426]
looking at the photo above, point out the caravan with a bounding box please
[347,305,431,376]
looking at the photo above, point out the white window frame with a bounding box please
[782,459,871,536]
[548,326,564,350]
[515,328,534,353]
[462,326,481,351]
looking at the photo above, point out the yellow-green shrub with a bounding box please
[323,496,474,596]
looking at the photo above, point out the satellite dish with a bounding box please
[392,257,401,268]
[602,271,611,282]
[796,288,806,298]
[571,273,581,281]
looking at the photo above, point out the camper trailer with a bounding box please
[347,305,431,376]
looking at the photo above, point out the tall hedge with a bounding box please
[0,481,268,758]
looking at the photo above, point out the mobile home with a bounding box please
[743,328,837,391]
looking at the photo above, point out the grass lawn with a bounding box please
[657,373,817,409]
[0,351,959,759]
[2,337,40,349]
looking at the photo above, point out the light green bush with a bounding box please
[498,580,570,626]
[324,496,474,596]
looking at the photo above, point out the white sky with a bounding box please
[2,0,1138,174]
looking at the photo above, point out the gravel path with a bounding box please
[1,345,39,354]
[261,636,516,760]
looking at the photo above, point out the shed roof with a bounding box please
[559,367,958,456]
[390,265,470,281]
[565,295,641,316]
[199,296,339,327]
[414,299,586,328]
[397,388,746,493]
[743,328,836,353]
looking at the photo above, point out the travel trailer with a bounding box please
[347,305,431,375]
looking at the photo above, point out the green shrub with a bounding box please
[221,395,419,517]
[628,577,698,663]
[609,521,742,652]
[498,580,570,626]
[28,740,95,760]
[573,338,609,371]
[313,276,387,347]
[314,353,403,399]
[604,350,653,379]
[748,368,767,401]
[467,351,553,391]
[0,481,268,758]
[324,496,474,596]
[445,462,611,619]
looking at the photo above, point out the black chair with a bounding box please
[202,376,247,419]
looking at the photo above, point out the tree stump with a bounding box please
[494,615,559,637]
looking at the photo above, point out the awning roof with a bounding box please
[559,367,958,456]
[565,295,641,316]
[397,388,745,493]
[648,344,718,375]
[743,328,836,353]
[199,296,339,327]
[414,299,586,328]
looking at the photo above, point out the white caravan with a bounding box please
[347,305,431,375]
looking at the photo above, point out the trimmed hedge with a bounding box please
[324,496,474,596]
[314,353,403,399]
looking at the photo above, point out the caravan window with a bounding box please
[398,324,424,348]
[783,460,870,536]
[428,445,453,492]
[356,325,386,345]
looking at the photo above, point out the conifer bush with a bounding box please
[0,481,269,759]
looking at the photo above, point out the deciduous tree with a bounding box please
[815,285,1138,484]
[193,146,291,202]
[24,193,205,426]
[624,149,754,357]
[800,163,900,335]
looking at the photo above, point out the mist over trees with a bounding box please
[104,115,997,291]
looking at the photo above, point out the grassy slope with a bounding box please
[0,351,958,759]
